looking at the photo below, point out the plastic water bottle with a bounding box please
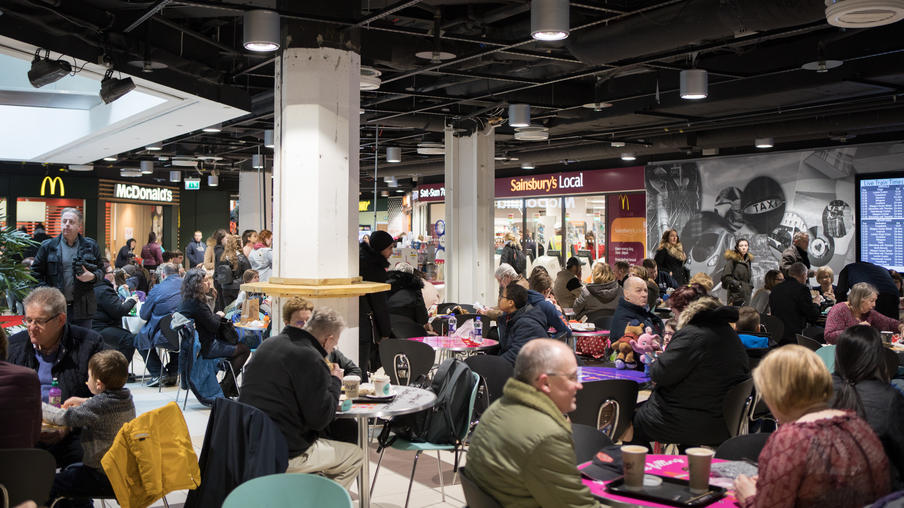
[448,315,457,338]
[48,378,62,408]
[473,317,483,344]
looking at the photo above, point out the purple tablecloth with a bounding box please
[578,366,649,384]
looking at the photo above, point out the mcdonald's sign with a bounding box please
[619,194,630,211]
[40,176,65,197]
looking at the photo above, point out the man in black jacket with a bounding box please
[185,230,206,269]
[359,230,395,380]
[239,308,363,489]
[610,276,664,340]
[30,208,104,329]
[7,287,106,467]
[496,283,550,365]
[92,267,139,366]
[770,262,821,345]
[780,231,814,279]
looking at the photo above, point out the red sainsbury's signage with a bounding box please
[496,166,644,198]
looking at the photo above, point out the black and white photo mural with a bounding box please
[646,148,857,300]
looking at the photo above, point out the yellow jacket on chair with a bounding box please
[102,402,202,508]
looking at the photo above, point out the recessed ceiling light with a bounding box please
[514,126,548,141]
[103,156,118,162]
[582,102,613,111]
[521,162,535,170]
[621,153,636,161]
[755,137,774,149]
[68,164,93,172]
[825,0,904,27]
[610,141,626,148]
[145,142,163,151]
[202,124,222,133]
[801,60,843,72]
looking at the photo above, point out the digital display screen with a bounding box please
[859,176,904,272]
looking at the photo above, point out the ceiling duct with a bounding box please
[567,0,826,66]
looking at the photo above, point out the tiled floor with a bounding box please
[120,376,467,508]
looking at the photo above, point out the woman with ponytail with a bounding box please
[831,325,904,488]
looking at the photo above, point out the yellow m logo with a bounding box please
[40,176,65,197]
[619,194,629,211]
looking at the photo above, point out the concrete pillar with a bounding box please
[238,170,272,231]
[444,126,495,306]
[272,47,360,357]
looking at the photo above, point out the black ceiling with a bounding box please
[2,0,904,194]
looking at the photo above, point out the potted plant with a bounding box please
[0,226,38,314]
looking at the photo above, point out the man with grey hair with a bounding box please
[7,287,106,466]
[137,262,183,387]
[610,276,664,341]
[239,307,363,489]
[30,207,104,329]
[780,231,814,279]
[468,339,598,507]
[770,261,821,345]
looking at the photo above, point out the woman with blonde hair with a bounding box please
[734,345,889,507]
[823,282,904,344]
[215,235,251,309]
[573,262,622,319]
[654,228,688,285]
[500,231,526,276]
[814,266,836,304]
[203,229,227,272]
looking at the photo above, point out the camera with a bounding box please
[73,255,99,278]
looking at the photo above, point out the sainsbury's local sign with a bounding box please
[497,167,644,198]
[114,183,174,203]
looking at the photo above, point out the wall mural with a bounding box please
[645,148,857,300]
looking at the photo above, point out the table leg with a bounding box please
[357,416,370,508]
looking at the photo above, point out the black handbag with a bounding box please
[219,318,239,345]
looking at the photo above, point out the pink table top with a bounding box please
[580,454,737,507]
[571,329,610,337]
[407,336,499,351]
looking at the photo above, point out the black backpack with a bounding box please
[512,248,527,275]
[378,358,476,448]
[215,263,234,287]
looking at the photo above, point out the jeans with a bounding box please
[48,463,115,508]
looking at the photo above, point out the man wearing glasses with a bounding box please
[467,339,598,507]
[7,287,106,467]
[30,207,104,329]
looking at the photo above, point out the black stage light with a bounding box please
[100,69,135,104]
[28,50,72,88]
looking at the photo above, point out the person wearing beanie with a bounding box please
[359,231,395,380]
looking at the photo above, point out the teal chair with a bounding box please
[371,372,480,508]
[816,345,836,374]
[222,473,352,508]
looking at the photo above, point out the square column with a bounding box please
[444,126,496,306]
[238,170,273,231]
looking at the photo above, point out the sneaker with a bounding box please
[145,377,161,388]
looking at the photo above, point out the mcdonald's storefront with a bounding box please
[492,166,646,267]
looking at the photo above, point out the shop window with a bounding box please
[16,198,85,237]
[566,195,606,265]
[494,199,524,253]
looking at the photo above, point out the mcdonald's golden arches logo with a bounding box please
[40,176,65,197]
[619,194,630,211]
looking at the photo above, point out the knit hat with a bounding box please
[370,231,396,252]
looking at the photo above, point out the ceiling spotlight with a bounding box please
[509,104,531,128]
[610,141,626,148]
[103,156,118,162]
[68,164,93,172]
[801,59,843,72]
[243,9,281,52]
[680,69,708,100]
[825,0,904,28]
[264,129,274,148]
[145,142,163,151]
[360,67,382,91]
[415,50,456,63]
[386,146,402,163]
[755,137,774,149]
[621,153,636,161]
[28,49,72,88]
[252,154,264,169]
[521,162,535,170]
[140,161,154,174]
[99,69,136,104]
[531,0,570,41]
[582,102,613,111]
[169,170,181,183]
[120,168,142,178]
[202,124,222,133]
[208,173,219,187]
[416,142,445,155]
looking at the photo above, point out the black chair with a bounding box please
[745,347,770,370]
[723,378,754,438]
[465,355,514,406]
[390,314,428,339]
[0,448,56,508]
[796,334,822,352]
[714,433,771,462]
[572,423,614,465]
[437,303,458,314]
[153,314,183,393]
[882,347,901,379]
[459,467,503,508]
[802,326,825,342]
[379,339,436,385]
[569,379,638,441]
[585,310,613,331]
[759,315,784,345]
[432,313,480,335]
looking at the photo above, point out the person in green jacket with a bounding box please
[467,339,599,508]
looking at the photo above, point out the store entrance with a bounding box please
[105,202,164,263]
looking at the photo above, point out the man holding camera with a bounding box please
[30,207,104,329]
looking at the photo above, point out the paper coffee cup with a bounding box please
[620,445,648,489]
[342,375,360,399]
[373,374,391,396]
[686,447,715,493]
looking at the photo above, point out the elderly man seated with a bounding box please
[7,287,106,467]
[239,308,363,489]
[610,276,664,340]
[468,339,599,507]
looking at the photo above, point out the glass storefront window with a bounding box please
[525,196,563,260]
[16,198,85,237]
[566,195,606,265]
[494,199,524,252]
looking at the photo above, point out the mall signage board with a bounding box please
[495,166,644,198]
[98,179,180,205]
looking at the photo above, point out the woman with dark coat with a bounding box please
[631,296,750,446]
[115,239,136,268]
[359,231,394,380]
[831,325,904,488]
[722,238,753,306]
[654,229,689,286]
[92,271,139,362]
[178,268,250,397]
[386,264,429,326]
[500,232,526,276]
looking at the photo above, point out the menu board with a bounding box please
[860,177,904,272]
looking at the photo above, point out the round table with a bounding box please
[336,385,436,508]
[407,336,499,362]
[234,323,268,348]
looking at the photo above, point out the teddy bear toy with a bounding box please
[630,327,662,377]
[612,321,644,369]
